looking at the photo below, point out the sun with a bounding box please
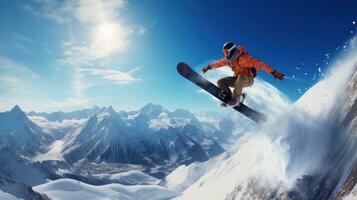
[90,21,129,59]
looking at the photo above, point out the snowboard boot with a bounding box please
[227,96,239,107]
[227,93,246,107]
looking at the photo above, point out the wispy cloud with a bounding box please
[0,56,39,80]
[138,26,147,35]
[57,41,141,96]
[79,67,140,85]
[0,56,41,111]
[14,43,32,54]
[23,1,75,24]
[12,33,34,44]
[11,33,35,54]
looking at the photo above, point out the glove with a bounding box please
[271,70,284,80]
[202,65,211,73]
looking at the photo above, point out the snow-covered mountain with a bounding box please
[0,148,49,200]
[0,105,53,155]
[61,105,224,168]
[62,106,154,165]
[0,106,55,199]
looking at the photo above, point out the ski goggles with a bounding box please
[223,44,236,56]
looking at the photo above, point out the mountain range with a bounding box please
[0,102,234,199]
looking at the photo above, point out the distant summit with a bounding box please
[27,106,102,122]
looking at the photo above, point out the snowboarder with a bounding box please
[202,41,285,107]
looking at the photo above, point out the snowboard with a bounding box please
[177,62,267,123]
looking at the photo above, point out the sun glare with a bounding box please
[90,21,129,59]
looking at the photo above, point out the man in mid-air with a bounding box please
[202,41,285,107]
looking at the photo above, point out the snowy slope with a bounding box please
[0,190,21,200]
[293,49,357,118]
[174,133,288,199]
[92,170,160,185]
[33,178,179,200]
[344,184,357,200]
[174,37,357,200]
[34,139,65,162]
[0,190,23,200]
[164,157,222,193]
[0,146,50,199]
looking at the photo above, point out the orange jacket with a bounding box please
[208,46,275,76]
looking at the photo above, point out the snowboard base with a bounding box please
[177,62,267,123]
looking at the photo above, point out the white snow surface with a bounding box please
[293,48,357,118]
[343,184,357,200]
[33,178,179,200]
[174,133,288,200]
[34,140,64,162]
[93,170,160,185]
[0,190,23,200]
[164,156,222,193]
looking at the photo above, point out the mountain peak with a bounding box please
[141,103,164,113]
[11,105,23,113]
[94,106,123,124]
[101,106,117,115]
[9,105,27,119]
[0,105,28,125]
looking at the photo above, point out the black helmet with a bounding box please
[223,41,235,50]
[222,41,237,60]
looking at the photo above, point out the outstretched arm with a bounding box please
[202,58,229,73]
[240,56,284,80]
[253,59,284,80]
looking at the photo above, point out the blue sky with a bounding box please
[0,0,356,112]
